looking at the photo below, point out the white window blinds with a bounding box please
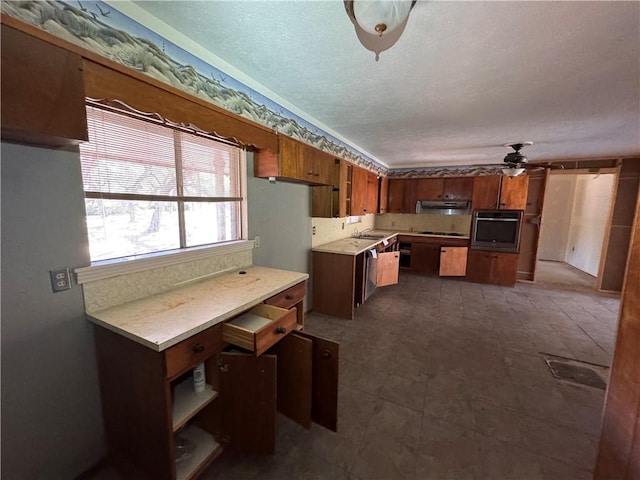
[79,104,243,262]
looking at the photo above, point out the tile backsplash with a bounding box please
[312,215,376,247]
[312,213,471,248]
[82,250,253,313]
[375,213,472,235]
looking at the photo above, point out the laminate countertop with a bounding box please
[312,230,470,256]
[86,266,309,352]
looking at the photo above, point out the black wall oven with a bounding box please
[471,210,523,252]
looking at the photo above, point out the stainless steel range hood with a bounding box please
[415,200,471,215]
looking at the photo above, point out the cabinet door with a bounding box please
[377,251,400,286]
[269,334,313,428]
[499,175,529,209]
[1,26,88,146]
[311,185,334,218]
[379,176,389,214]
[351,166,369,215]
[365,171,379,214]
[472,176,501,210]
[218,352,277,454]
[492,252,519,285]
[416,178,444,200]
[439,246,468,276]
[295,331,339,432]
[443,177,473,201]
[466,250,494,283]
[411,243,440,274]
[387,179,405,213]
[402,178,419,213]
[278,135,300,179]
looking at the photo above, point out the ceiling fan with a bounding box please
[500,142,563,177]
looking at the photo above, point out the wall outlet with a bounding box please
[341,223,345,230]
[254,236,260,248]
[312,226,317,235]
[50,268,72,292]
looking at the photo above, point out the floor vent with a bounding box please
[541,353,609,390]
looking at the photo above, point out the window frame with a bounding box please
[75,99,250,283]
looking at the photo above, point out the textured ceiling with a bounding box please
[127,0,639,169]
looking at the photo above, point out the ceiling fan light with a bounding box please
[352,0,413,36]
[502,167,525,177]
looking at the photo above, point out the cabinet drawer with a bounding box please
[223,304,297,356]
[264,282,306,310]
[164,324,222,379]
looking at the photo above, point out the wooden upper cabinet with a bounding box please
[387,178,418,213]
[378,176,389,214]
[416,178,445,200]
[1,26,88,146]
[254,135,331,186]
[472,176,501,210]
[387,179,405,213]
[300,144,333,185]
[499,175,530,210]
[365,171,379,215]
[443,177,473,201]
[351,166,368,215]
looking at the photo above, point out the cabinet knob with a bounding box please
[275,326,287,334]
[192,343,205,354]
[285,294,294,300]
[322,350,332,359]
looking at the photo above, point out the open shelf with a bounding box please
[175,425,222,480]
[172,378,218,432]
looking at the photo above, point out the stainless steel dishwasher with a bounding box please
[364,249,377,302]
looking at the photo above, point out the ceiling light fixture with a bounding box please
[502,167,526,177]
[344,0,416,60]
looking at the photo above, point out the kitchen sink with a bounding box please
[354,233,387,239]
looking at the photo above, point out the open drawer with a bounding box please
[222,304,297,356]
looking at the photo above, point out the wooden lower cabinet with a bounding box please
[466,249,519,286]
[313,248,399,319]
[411,243,441,275]
[94,283,338,480]
[439,246,468,276]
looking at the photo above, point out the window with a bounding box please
[80,102,245,262]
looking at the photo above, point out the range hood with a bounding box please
[415,200,471,215]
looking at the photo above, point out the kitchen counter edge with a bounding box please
[86,266,309,352]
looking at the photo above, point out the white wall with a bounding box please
[539,174,577,261]
[566,173,615,276]
[1,142,105,478]
[539,172,615,277]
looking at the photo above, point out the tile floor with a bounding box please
[201,267,619,480]
[90,264,621,480]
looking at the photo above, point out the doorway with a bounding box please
[537,171,616,290]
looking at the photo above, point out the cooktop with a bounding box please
[420,231,465,236]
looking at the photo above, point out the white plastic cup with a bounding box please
[193,362,205,393]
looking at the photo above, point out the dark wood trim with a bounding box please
[595,188,640,479]
[1,13,277,152]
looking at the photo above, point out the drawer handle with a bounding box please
[275,326,287,334]
[192,343,205,354]
[322,350,332,359]
[285,294,294,300]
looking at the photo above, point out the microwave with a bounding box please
[471,210,523,252]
